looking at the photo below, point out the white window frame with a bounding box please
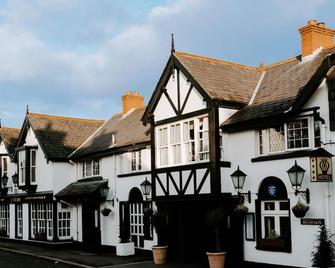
[198,117,209,161]
[157,127,168,166]
[19,150,26,185]
[2,157,7,176]
[82,159,100,178]
[30,149,37,184]
[131,151,142,171]
[0,204,9,236]
[16,204,23,238]
[170,124,181,164]
[31,203,53,240]
[58,210,71,239]
[258,117,313,156]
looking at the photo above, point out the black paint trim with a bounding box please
[163,90,179,116]
[155,162,211,174]
[251,148,332,162]
[180,85,193,114]
[117,170,151,178]
[155,108,209,126]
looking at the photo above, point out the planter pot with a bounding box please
[152,245,168,264]
[292,204,309,218]
[207,252,226,268]
[233,205,248,217]
[101,208,112,216]
[116,242,135,256]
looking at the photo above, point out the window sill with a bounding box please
[256,238,291,252]
[251,148,326,162]
[118,170,151,178]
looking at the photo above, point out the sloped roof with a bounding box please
[222,47,335,130]
[0,127,20,155]
[27,113,104,160]
[71,107,150,159]
[174,51,263,104]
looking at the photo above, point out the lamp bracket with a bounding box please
[237,191,251,204]
[295,188,310,204]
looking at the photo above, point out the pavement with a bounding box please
[0,239,207,268]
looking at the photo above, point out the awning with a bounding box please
[55,176,108,200]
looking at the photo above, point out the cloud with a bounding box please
[0,0,334,128]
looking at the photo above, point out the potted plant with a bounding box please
[206,207,226,268]
[101,207,112,216]
[0,227,7,237]
[292,201,309,218]
[233,203,248,217]
[311,224,335,267]
[151,209,168,265]
[35,231,46,241]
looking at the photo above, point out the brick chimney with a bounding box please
[122,91,144,114]
[299,20,335,57]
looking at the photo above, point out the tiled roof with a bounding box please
[27,113,104,160]
[71,107,150,158]
[174,51,263,104]
[222,47,335,129]
[0,127,20,155]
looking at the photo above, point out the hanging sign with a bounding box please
[301,218,325,225]
[310,156,333,182]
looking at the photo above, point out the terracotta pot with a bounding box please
[152,245,168,264]
[207,252,226,268]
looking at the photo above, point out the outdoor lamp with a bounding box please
[100,186,109,199]
[1,174,8,187]
[230,166,251,203]
[287,160,310,204]
[140,177,152,201]
[11,173,18,186]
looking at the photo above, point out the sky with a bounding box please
[0,0,335,128]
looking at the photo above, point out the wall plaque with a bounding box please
[301,218,325,225]
[310,156,333,182]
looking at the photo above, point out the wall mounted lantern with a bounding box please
[140,177,152,201]
[100,186,109,200]
[11,173,18,186]
[1,174,8,187]
[287,160,310,204]
[230,166,251,203]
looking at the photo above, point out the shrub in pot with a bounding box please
[292,201,309,218]
[35,231,47,241]
[0,227,7,237]
[206,207,226,268]
[311,224,335,267]
[151,209,168,264]
[101,207,112,216]
[233,204,248,217]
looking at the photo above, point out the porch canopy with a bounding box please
[55,176,108,201]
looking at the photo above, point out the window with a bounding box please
[30,150,36,183]
[131,151,142,171]
[31,203,53,240]
[314,120,321,147]
[258,118,312,155]
[245,213,255,241]
[287,119,309,149]
[198,117,209,160]
[256,177,291,252]
[183,120,195,162]
[19,150,26,184]
[2,158,7,176]
[16,204,23,238]
[82,159,100,178]
[0,204,9,236]
[170,124,181,164]
[219,129,224,160]
[58,211,71,238]
[158,127,168,166]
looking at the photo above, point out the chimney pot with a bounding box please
[299,20,335,57]
[122,91,144,114]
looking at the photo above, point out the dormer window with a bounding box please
[82,159,100,178]
[111,133,116,145]
[17,146,38,190]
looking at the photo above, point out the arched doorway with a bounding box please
[128,187,151,248]
[256,177,291,252]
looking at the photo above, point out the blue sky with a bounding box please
[0,0,334,127]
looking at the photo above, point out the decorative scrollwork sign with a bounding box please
[310,156,333,182]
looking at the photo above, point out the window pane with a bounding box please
[269,126,285,152]
[264,216,275,239]
[287,119,309,149]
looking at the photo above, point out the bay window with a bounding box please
[30,150,36,183]
[31,202,53,240]
[17,147,38,189]
[82,159,100,178]
[156,116,212,167]
[258,118,321,155]
[19,150,26,185]
[2,158,7,176]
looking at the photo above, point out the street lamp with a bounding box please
[140,177,152,201]
[11,173,18,186]
[230,166,251,203]
[287,160,310,204]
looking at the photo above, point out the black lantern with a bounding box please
[100,186,109,199]
[230,166,251,203]
[11,173,18,186]
[1,174,8,187]
[140,177,152,201]
[287,160,310,203]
